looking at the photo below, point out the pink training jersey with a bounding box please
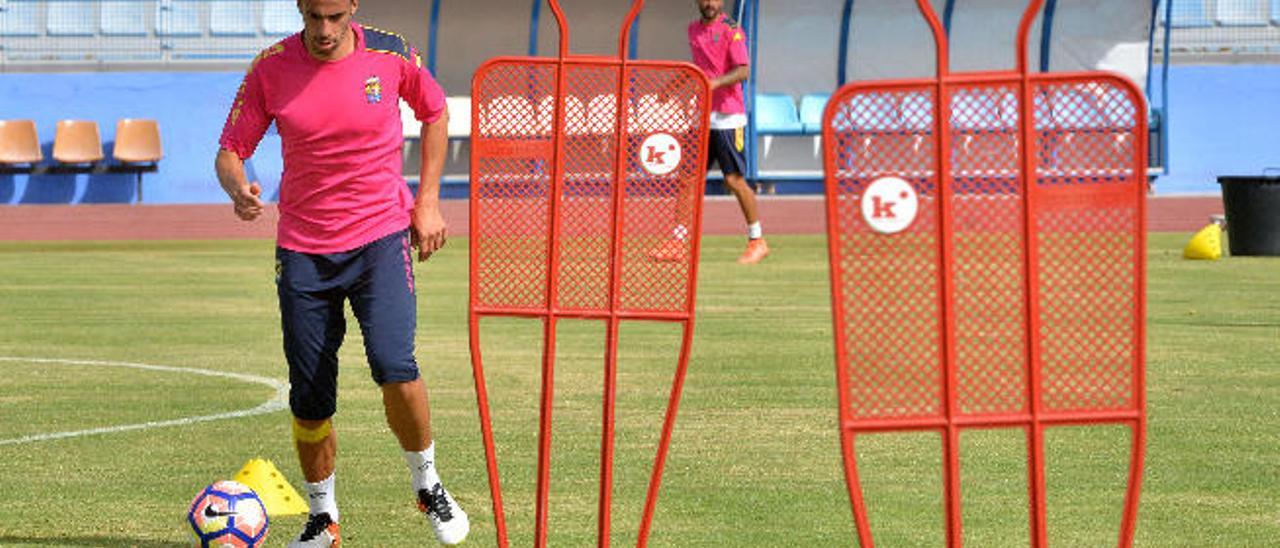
[688,15,749,116]
[220,24,446,254]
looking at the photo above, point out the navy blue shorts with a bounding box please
[276,229,420,421]
[707,127,747,176]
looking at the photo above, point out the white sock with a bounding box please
[405,442,441,491]
[672,224,689,242]
[747,222,763,240]
[304,473,339,522]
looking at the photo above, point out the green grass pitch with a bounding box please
[0,234,1276,546]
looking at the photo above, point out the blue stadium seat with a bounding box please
[0,0,41,36]
[845,94,906,131]
[101,1,149,36]
[798,93,830,134]
[262,0,301,36]
[754,94,803,135]
[1215,0,1267,26]
[47,0,95,36]
[157,0,203,37]
[1271,0,1280,25]
[1169,0,1211,28]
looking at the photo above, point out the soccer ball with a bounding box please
[186,480,269,548]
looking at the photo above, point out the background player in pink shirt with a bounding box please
[213,0,466,545]
[689,0,768,264]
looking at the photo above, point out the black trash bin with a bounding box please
[1217,173,1280,256]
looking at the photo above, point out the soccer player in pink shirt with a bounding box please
[213,0,466,545]
[687,0,768,264]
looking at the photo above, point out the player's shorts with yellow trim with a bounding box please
[707,127,747,177]
[277,229,421,420]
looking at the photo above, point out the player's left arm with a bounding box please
[399,43,450,262]
[711,65,750,90]
[712,26,751,90]
[412,112,448,262]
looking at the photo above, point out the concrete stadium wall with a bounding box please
[428,0,693,97]
[1153,64,1280,194]
[0,71,248,205]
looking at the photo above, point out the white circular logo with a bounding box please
[861,176,919,234]
[639,133,681,176]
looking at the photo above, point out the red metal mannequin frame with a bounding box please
[822,1,1147,546]
[468,1,712,546]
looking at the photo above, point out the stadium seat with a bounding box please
[952,89,1018,131]
[1273,0,1280,25]
[587,95,617,135]
[400,99,422,139]
[113,119,163,164]
[101,1,149,36]
[1168,0,1212,28]
[797,93,829,157]
[210,1,257,36]
[400,98,469,137]
[0,0,41,36]
[112,119,163,202]
[402,98,471,160]
[446,96,472,161]
[478,95,536,137]
[262,0,302,36]
[560,96,588,135]
[52,120,104,165]
[798,93,829,134]
[630,94,692,134]
[157,0,203,37]
[538,95,621,135]
[845,95,901,132]
[1216,0,1267,26]
[753,93,803,135]
[901,91,935,131]
[754,93,802,159]
[47,0,95,36]
[446,96,472,139]
[536,95,555,134]
[0,120,43,169]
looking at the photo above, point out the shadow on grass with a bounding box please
[0,535,187,547]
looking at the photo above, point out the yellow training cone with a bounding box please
[1183,223,1223,260]
[233,458,309,516]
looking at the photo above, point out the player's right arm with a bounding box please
[215,149,263,221]
[216,49,274,221]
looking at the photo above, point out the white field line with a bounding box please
[0,356,288,446]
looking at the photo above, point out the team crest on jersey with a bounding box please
[364,76,383,104]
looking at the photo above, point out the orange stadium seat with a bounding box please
[112,118,163,203]
[52,120,104,165]
[113,118,163,164]
[0,119,43,169]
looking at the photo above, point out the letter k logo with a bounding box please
[871,196,897,219]
[646,146,667,165]
[861,177,919,234]
[639,133,682,176]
